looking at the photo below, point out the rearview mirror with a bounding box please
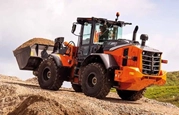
[71,23,76,33]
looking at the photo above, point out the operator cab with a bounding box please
[72,16,132,58]
[93,20,122,43]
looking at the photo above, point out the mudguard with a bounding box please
[82,53,119,69]
[49,54,63,67]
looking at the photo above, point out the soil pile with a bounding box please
[15,38,54,51]
[1,75,179,115]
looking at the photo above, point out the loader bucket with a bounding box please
[13,44,54,70]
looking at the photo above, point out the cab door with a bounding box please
[77,23,93,61]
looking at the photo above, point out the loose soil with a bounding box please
[1,74,179,115]
[15,38,54,51]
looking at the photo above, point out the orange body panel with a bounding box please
[59,54,75,67]
[114,67,166,90]
[58,41,78,67]
[104,45,143,70]
[104,45,166,91]
[58,41,79,83]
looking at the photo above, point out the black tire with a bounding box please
[72,84,82,92]
[33,71,38,76]
[117,89,145,101]
[81,63,111,99]
[37,58,63,90]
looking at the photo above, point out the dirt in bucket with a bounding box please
[15,38,54,51]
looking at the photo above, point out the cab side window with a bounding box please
[82,23,92,45]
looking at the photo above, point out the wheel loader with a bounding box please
[13,13,168,101]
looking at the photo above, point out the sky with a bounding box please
[0,0,179,87]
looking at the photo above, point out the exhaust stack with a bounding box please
[132,26,139,42]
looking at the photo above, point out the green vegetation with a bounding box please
[144,71,179,107]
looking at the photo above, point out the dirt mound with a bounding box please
[25,77,38,85]
[8,95,73,115]
[0,95,28,115]
[1,75,179,115]
[0,85,16,99]
[0,74,20,81]
[15,38,54,51]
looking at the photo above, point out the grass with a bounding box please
[144,71,179,107]
[144,86,179,107]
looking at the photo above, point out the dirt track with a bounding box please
[0,74,179,115]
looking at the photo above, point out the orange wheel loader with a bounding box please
[13,13,167,100]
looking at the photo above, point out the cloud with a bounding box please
[147,33,179,71]
[0,0,177,84]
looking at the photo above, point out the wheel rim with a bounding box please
[43,67,51,81]
[87,72,97,87]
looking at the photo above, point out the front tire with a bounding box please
[117,89,145,101]
[81,63,111,99]
[72,84,82,92]
[38,58,63,90]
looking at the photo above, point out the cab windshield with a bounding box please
[93,23,122,43]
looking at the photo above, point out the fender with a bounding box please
[82,53,119,69]
[49,53,63,67]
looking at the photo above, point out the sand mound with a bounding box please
[7,95,73,115]
[15,38,54,51]
[0,74,20,81]
[0,85,16,99]
[1,75,179,115]
[25,77,38,85]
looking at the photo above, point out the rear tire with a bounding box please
[81,63,111,99]
[38,58,63,90]
[117,89,145,101]
[72,84,82,92]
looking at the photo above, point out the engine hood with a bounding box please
[103,39,132,51]
[103,39,162,53]
[139,45,162,53]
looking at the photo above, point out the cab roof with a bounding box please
[77,17,131,27]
